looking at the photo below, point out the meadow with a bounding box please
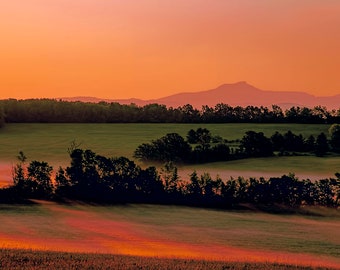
[0,123,339,187]
[0,123,331,162]
[1,124,340,269]
[0,201,339,269]
[0,249,332,270]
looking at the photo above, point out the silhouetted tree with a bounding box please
[315,132,329,156]
[12,151,27,188]
[186,129,198,144]
[312,106,330,123]
[136,166,164,199]
[222,178,238,206]
[55,166,70,197]
[66,148,85,187]
[305,135,316,152]
[214,103,234,122]
[283,131,304,152]
[27,161,53,198]
[12,151,53,199]
[329,124,340,152]
[201,105,215,122]
[271,131,285,151]
[314,179,337,206]
[210,143,230,161]
[271,105,284,122]
[178,104,200,122]
[110,156,141,194]
[160,161,181,194]
[240,131,273,157]
[141,104,169,122]
[186,171,202,200]
[134,133,191,162]
[186,128,212,149]
[268,174,302,206]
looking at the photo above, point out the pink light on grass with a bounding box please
[1,202,339,268]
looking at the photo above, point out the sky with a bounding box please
[0,0,340,100]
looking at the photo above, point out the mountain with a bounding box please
[60,82,340,109]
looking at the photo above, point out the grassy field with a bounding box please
[1,124,339,269]
[0,123,332,162]
[0,202,339,269]
[0,123,339,186]
[0,249,335,270]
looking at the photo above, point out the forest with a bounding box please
[0,99,339,123]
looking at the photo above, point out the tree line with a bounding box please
[134,126,340,164]
[1,99,340,123]
[0,148,339,208]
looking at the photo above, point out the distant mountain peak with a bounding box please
[215,81,261,91]
[218,81,249,87]
[235,80,248,85]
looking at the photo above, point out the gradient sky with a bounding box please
[1,0,340,99]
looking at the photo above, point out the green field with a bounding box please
[0,123,332,162]
[0,202,339,269]
[0,123,339,183]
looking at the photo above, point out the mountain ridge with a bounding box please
[60,82,340,109]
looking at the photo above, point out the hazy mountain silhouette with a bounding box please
[61,82,340,109]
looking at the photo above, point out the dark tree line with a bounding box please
[1,149,339,208]
[134,128,236,163]
[134,127,340,164]
[1,99,340,123]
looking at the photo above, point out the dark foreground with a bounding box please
[0,249,335,270]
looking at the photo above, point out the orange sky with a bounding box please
[1,0,340,99]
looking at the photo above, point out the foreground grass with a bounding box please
[0,249,335,270]
[0,202,339,269]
